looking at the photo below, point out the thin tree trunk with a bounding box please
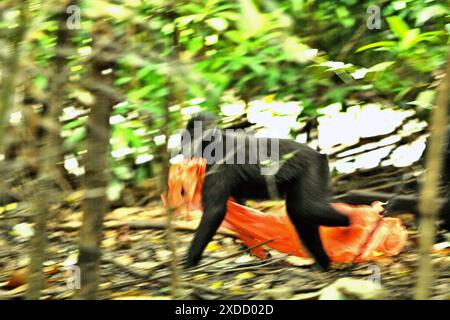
[46,0,78,192]
[0,0,29,150]
[26,177,51,299]
[161,11,184,298]
[161,99,180,298]
[26,2,75,299]
[0,0,52,300]
[414,57,450,299]
[75,22,117,299]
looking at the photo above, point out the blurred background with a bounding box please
[0,0,449,300]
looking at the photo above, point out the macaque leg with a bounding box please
[185,177,229,268]
[285,163,349,270]
[286,188,331,270]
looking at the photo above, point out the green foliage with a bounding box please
[3,0,448,188]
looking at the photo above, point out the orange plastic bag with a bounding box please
[164,159,408,263]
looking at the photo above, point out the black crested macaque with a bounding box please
[181,111,350,270]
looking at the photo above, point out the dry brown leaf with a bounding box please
[113,255,134,266]
[156,249,172,262]
[102,237,116,248]
[131,262,160,271]
[107,207,142,220]
[7,284,28,295]
[64,191,85,203]
[116,226,132,249]
[44,265,59,275]
[6,268,28,289]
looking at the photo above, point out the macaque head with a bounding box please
[180,111,219,159]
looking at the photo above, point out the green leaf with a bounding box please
[115,76,132,86]
[291,0,304,12]
[107,179,124,201]
[113,102,130,114]
[161,23,175,35]
[206,17,229,31]
[124,128,142,148]
[341,18,355,28]
[415,31,445,43]
[247,59,265,75]
[180,28,194,38]
[368,61,395,72]
[283,37,314,63]
[187,37,204,53]
[34,75,48,90]
[239,0,265,38]
[386,16,410,39]
[236,73,255,91]
[138,102,164,117]
[84,0,132,20]
[416,5,447,26]
[113,165,133,180]
[62,118,84,130]
[176,14,201,27]
[205,34,219,46]
[137,65,155,80]
[209,58,226,71]
[179,3,204,14]
[411,90,436,109]
[129,85,154,101]
[399,28,420,49]
[64,127,86,150]
[355,41,396,52]
[134,166,149,183]
[336,6,349,19]
[224,30,244,43]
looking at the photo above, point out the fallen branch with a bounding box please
[334,190,447,222]
[336,190,422,214]
[203,256,286,274]
[50,220,237,237]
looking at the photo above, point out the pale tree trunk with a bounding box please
[26,179,51,299]
[0,0,52,300]
[75,22,118,299]
[161,98,180,299]
[161,12,183,298]
[414,57,450,299]
[46,0,77,192]
[0,0,29,150]
[26,1,75,299]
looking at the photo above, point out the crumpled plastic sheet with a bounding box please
[163,158,408,263]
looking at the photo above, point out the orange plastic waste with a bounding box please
[163,159,408,263]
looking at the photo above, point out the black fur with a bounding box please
[182,112,350,270]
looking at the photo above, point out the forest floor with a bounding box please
[0,200,449,300]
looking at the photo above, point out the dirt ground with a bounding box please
[0,201,449,300]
